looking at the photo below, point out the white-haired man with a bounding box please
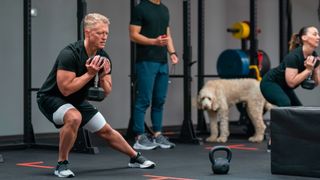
[37,13,155,178]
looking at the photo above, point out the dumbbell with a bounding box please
[301,56,319,90]
[87,74,105,101]
[87,57,108,101]
[301,72,315,90]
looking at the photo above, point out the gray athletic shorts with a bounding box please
[37,95,106,133]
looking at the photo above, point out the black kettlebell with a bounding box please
[209,145,232,174]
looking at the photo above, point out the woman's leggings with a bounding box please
[260,79,302,107]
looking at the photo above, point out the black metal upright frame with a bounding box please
[126,0,140,140]
[24,0,35,145]
[249,0,258,66]
[77,0,87,40]
[279,0,292,62]
[178,0,200,143]
[196,0,207,134]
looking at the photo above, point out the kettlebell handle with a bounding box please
[209,145,232,165]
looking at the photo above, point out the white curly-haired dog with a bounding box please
[198,78,272,143]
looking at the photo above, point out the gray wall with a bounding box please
[1,0,320,136]
[31,0,77,134]
[0,0,23,135]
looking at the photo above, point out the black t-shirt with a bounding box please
[37,40,112,104]
[264,46,319,89]
[130,0,169,63]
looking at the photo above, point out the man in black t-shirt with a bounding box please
[37,13,155,178]
[129,0,179,151]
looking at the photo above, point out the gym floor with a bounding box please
[0,134,318,180]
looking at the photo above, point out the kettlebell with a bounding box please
[209,145,232,174]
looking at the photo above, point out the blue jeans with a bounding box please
[133,61,169,135]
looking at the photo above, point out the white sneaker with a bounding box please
[133,134,158,150]
[153,134,175,149]
[54,160,75,178]
[128,152,156,169]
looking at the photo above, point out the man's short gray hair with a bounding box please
[83,13,110,29]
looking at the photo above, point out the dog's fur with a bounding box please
[198,78,272,143]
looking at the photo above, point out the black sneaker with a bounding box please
[153,134,175,149]
[128,152,155,169]
[54,160,75,178]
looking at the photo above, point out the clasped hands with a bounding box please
[304,56,319,71]
[86,55,111,77]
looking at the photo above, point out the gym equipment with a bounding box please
[227,22,250,39]
[271,107,320,178]
[217,49,270,79]
[249,50,271,77]
[301,56,318,90]
[209,145,232,174]
[249,65,262,81]
[87,73,105,101]
[301,72,315,90]
[217,49,250,78]
[87,57,108,102]
[227,21,262,40]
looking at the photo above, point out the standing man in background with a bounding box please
[129,0,179,150]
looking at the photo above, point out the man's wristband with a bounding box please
[169,51,177,56]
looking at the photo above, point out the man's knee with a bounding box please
[64,109,82,128]
[96,124,114,139]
